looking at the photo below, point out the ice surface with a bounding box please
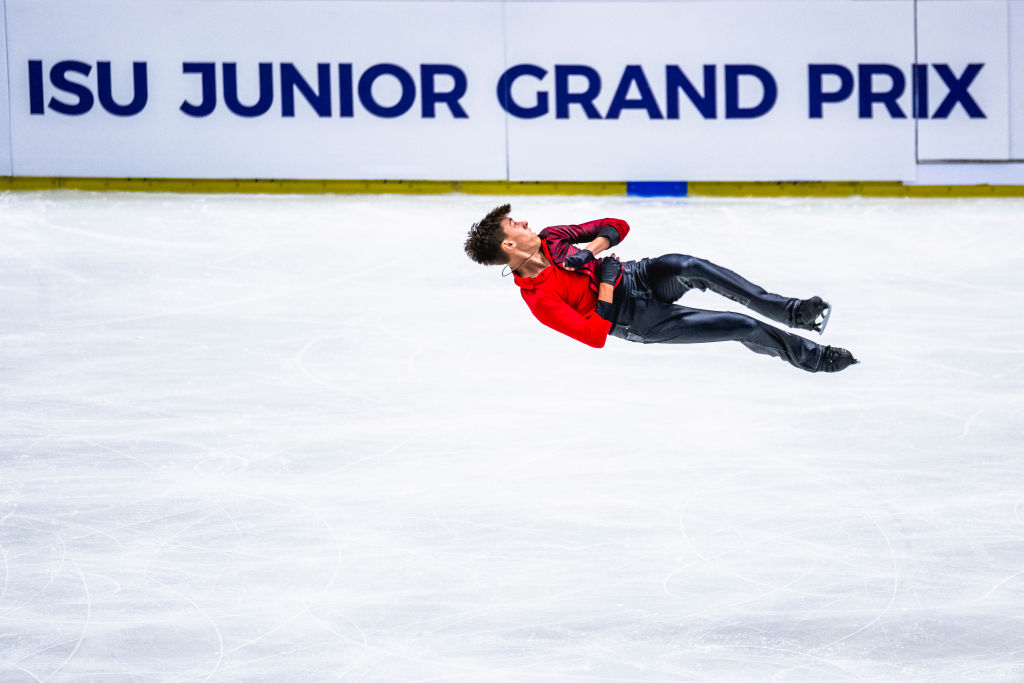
[0,191,1022,681]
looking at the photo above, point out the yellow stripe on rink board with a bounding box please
[688,181,1024,197]
[1,176,1022,197]
[453,181,628,195]
[0,177,627,196]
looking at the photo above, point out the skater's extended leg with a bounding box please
[644,254,808,327]
[629,300,828,372]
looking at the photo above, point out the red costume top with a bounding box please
[512,218,630,348]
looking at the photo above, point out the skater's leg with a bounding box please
[631,300,826,372]
[643,254,798,325]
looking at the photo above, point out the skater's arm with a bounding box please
[593,257,620,320]
[524,292,613,349]
[520,258,620,348]
[584,218,630,247]
[556,218,630,270]
[561,235,611,271]
[541,218,630,250]
[581,235,611,257]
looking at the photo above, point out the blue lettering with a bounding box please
[725,65,776,119]
[421,64,468,118]
[358,64,415,118]
[28,60,44,114]
[858,64,905,119]
[808,64,853,118]
[181,62,216,117]
[666,65,716,119]
[932,63,985,119]
[606,65,662,119]
[48,61,94,116]
[97,61,147,116]
[224,62,274,117]
[281,63,331,117]
[338,64,354,117]
[555,65,602,119]
[912,63,928,119]
[180,61,459,120]
[496,64,548,118]
[807,63,983,120]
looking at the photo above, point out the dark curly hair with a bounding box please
[464,203,512,265]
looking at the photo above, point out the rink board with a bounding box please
[0,0,1021,182]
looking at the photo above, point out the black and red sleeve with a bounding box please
[539,218,630,251]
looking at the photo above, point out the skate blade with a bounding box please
[816,304,832,335]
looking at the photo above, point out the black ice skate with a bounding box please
[819,346,858,373]
[792,296,831,335]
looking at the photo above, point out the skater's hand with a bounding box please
[561,249,594,271]
[598,254,622,285]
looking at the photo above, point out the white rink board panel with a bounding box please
[916,0,1010,161]
[1011,0,1024,160]
[5,0,507,179]
[504,1,916,181]
[0,1,12,175]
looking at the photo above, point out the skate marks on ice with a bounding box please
[670,466,898,662]
[1,192,1023,680]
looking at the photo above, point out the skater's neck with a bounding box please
[509,247,550,278]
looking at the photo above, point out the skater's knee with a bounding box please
[656,253,702,276]
[725,312,761,336]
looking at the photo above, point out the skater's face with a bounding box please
[500,216,539,254]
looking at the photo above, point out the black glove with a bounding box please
[561,249,594,270]
[598,255,622,286]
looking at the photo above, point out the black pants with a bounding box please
[608,254,826,372]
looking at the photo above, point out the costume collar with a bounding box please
[512,239,558,290]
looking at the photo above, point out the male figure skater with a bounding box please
[463,203,858,373]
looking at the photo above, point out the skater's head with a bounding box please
[465,203,539,266]
[465,203,512,265]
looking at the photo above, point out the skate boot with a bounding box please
[792,296,831,335]
[819,346,858,373]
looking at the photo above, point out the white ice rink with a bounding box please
[1,191,1022,681]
